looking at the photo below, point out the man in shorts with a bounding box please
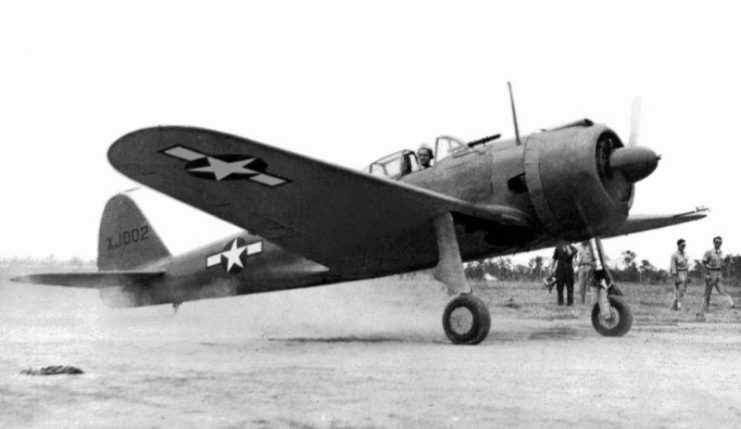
[702,236,736,311]
[669,238,690,310]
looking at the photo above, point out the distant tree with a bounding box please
[69,256,85,267]
[465,257,517,281]
[690,259,703,282]
[491,258,513,280]
[464,261,484,280]
[463,252,741,285]
[723,255,741,286]
[513,264,529,280]
[622,250,637,268]
[656,269,670,284]
[639,259,664,284]
[528,256,545,280]
[620,250,639,282]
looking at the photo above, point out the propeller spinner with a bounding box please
[609,97,660,183]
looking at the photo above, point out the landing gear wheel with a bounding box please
[442,294,491,345]
[591,295,633,337]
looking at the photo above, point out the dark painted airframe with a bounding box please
[13,118,706,344]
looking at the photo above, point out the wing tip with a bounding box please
[673,206,709,221]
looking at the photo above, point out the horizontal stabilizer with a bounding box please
[11,272,165,289]
[608,207,708,238]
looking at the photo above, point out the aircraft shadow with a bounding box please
[269,335,446,345]
[527,326,582,341]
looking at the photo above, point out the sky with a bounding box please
[1,1,738,269]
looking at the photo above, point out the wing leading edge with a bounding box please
[607,208,709,238]
[108,126,535,277]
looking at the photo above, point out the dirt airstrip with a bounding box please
[1,267,740,428]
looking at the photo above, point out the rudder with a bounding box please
[98,192,171,270]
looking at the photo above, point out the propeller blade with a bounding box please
[628,97,642,147]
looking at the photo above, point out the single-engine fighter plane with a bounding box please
[13,98,707,345]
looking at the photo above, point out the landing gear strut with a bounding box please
[588,238,633,336]
[433,212,491,345]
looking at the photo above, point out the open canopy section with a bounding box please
[363,135,475,180]
[364,149,418,179]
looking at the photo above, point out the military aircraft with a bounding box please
[13,96,707,345]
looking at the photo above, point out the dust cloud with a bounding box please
[0,263,446,345]
[166,276,446,343]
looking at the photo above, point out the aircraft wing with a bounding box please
[11,272,166,289]
[606,208,708,238]
[108,126,534,276]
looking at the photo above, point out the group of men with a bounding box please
[549,237,737,311]
[669,236,736,311]
[550,241,595,306]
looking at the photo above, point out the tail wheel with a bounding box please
[591,295,633,337]
[442,294,491,345]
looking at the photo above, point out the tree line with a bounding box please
[0,255,95,267]
[464,250,741,286]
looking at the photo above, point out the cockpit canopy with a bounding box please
[364,135,473,180]
[365,149,418,179]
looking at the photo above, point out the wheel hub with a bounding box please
[598,306,619,329]
[449,307,475,335]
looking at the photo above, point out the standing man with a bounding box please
[417,144,434,169]
[551,243,577,305]
[702,236,736,311]
[669,238,690,310]
[576,240,596,305]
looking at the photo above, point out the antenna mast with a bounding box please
[508,82,522,146]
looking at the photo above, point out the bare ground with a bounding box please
[1,267,740,428]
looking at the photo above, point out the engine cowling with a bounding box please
[524,121,658,240]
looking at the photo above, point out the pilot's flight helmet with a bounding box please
[418,143,434,156]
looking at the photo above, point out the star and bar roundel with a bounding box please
[206,237,263,274]
[162,145,290,187]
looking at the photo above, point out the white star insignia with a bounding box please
[206,238,264,274]
[187,157,259,181]
[163,145,289,187]
[221,238,248,271]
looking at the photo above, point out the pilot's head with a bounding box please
[713,236,722,248]
[417,144,434,168]
[677,238,686,249]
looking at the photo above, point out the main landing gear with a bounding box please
[432,213,633,343]
[442,294,491,344]
[588,238,633,337]
[433,213,492,345]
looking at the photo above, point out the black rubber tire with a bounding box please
[442,294,491,345]
[591,295,633,337]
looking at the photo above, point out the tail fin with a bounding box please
[98,192,171,270]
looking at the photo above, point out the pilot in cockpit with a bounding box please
[417,144,434,169]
